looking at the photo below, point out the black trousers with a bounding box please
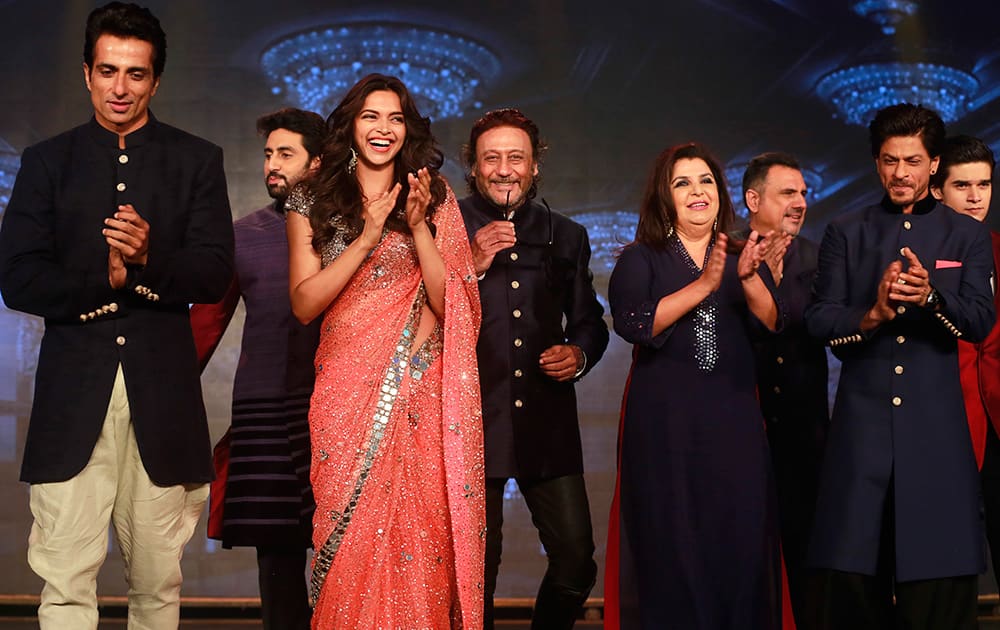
[808,570,977,630]
[981,421,1000,581]
[806,483,977,630]
[767,416,825,626]
[484,474,597,630]
[256,546,311,630]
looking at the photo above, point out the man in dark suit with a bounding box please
[930,135,1000,581]
[458,108,609,630]
[742,152,829,625]
[805,104,994,629]
[0,3,233,628]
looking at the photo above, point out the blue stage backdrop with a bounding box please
[1,0,1000,599]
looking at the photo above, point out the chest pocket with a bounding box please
[930,266,963,294]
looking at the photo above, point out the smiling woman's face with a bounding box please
[670,157,719,232]
[352,89,406,173]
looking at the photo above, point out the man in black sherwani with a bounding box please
[458,108,609,630]
[741,151,829,626]
[0,3,233,627]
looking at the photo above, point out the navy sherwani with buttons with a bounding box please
[805,195,995,581]
[0,114,234,485]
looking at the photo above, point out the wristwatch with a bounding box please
[925,287,941,308]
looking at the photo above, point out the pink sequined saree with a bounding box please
[305,186,484,629]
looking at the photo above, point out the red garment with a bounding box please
[206,428,230,540]
[960,231,1000,469]
[190,276,240,541]
[603,356,633,629]
[189,275,241,370]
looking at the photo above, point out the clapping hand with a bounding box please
[104,203,150,288]
[104,204,150,265]
[700,232,729,292]
[866,259,904,326]
[889,247,932,306]
[361,183,401,249]
[405,167,433,230]
[738,230,791,282]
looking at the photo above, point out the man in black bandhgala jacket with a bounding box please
[0,3,234,628]
[740,151,829,626]
[458,108,609,630]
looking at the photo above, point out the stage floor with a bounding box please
[0,620,994,629]
[0,596,995,628]
[0,621,602,629]
[0,596,606,628]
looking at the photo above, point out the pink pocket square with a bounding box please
[935,259,962,269]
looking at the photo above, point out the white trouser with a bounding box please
[27,364,208,630]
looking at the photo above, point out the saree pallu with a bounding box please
[307,188,484,629]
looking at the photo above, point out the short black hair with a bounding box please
[741,152,802,201]
[868,103,946,159]
[84,2,167,78]
[931,135,995,190]
[256,108,327,162]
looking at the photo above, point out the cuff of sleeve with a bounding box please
[573,350,588,379]
[124,263,145,291]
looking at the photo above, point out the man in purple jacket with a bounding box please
[191,108,325,630]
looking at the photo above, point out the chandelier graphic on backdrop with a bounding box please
[260,22,502,121]
[0,139,19,220]
[815,1,979,125]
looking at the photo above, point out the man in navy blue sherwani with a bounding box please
[805,103,995,630]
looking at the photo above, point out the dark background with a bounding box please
[0,0,998,600]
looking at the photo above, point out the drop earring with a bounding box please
[347,147,358,174]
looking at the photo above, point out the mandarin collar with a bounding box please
[879,193,937,216]
[86,111,157,149]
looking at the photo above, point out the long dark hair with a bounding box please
[306,74,445,254]
[634,142,739,253]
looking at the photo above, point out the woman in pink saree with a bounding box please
[285,74,484,629]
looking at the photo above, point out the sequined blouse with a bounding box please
[285,186,357,267]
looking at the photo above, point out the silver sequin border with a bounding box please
[309,287,442,606]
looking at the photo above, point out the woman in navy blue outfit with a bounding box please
[606,143,788,629]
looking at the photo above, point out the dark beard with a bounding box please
[266,181,288,199]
